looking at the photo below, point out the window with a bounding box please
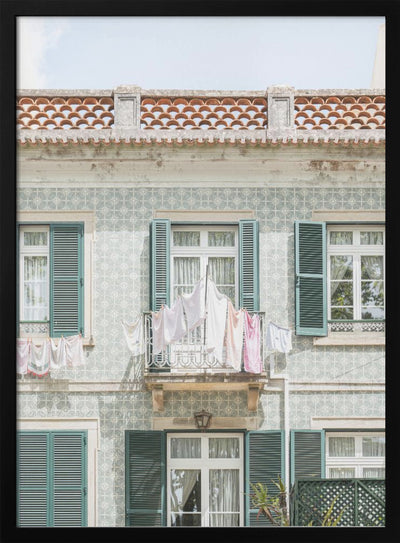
[327,226,385,326]
[294,221,385,339]
[326,432,385,479]
[151,219,259,312]
[17,431,87,526]
[167,433,243,527]
[171,226,238,305]
[18,223,84,338]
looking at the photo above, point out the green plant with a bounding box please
[249,476,289,526]
[307,495,347,527]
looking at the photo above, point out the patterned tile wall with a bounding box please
[17,185,385,526]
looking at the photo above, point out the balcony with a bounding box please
[143,311,267,412]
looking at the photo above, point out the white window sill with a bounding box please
[314,334,385,346]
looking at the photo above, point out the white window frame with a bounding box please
[166,432,244,527]
[327,225,385,322]
[19,225,50,324]
[170,225,238,307]
[325,431,385,479]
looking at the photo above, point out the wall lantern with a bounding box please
[194,410,212,430]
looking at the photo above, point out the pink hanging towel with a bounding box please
[243,311,263,374]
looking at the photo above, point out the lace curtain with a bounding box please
[23,256,48,321]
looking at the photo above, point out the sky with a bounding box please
[17,16,385,91]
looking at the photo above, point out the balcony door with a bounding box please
[167,433,244,527]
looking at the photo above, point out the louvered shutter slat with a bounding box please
[126,431,165,526]
[246,431,284,526]
[239,220,259,311]
[295,221,327,335]
[50,224,84,337]
[150,220,170,311]
[290,430,325,485]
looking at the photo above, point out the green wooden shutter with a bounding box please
[17,432,50,527]
[294,221,327,335]
[239,219,259,311]
[50,224,84,337]
[52,432,87,527]
[245,430,284,526]
[125,430,166,526]
[150,219,170,311]
[17,431,87,527]
[290,430,325,485]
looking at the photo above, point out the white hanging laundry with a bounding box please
[266,322,292,354]
[64,334,85,367]
[50,336,67,369]
[225,302,244,371]
[16,338,30,375]
[122,316,145,356]
[163,297,187,345]
[151,308,165,355]
[30,339,51,376]
[181,277,206,331]
[243,311,263,374]
[206,279,228,363]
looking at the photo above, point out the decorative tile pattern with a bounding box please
[17,183,385,526]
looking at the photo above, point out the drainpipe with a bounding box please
[269,353,290,523]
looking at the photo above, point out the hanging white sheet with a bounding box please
[122,316,145,355]
[181,276,206,331]
[16,338,30,375]
[243,311,263,374]
[206,279,228,363]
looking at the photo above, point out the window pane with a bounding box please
[173,231,200,247]
[329,437,355,457]
[209,469,240,526]
[331,282,353,307]
[208,231,235,247]
[330,231,353,245]
[329,467,355,478]
[24,231,48,246]
[361,281,384,307]
[170,438,201,459]
[361,307,385,320]
[209,438,240,458]
[23,256,48,321]
[170,469,201,524]
[331,307,354,320]
[361,256,383,280]
[360,232,383,245]
[363,467,385,478]
[330,255,353,280]
[362,437,385,457]
[173,257,201,298]
[208,257,235,285]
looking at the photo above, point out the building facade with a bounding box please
[16,85,385,527]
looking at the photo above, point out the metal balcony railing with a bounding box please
[144,311,265,372]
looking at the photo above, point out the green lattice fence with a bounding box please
[290,479,385,527]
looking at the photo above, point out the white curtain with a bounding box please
[209,469,240,527]
[329,467,355,478]
[173,257,200,298]
[360,231,383,245]
[209,437,239,458]
[23,256,48,321]
[208,231,235,247]
[170,438,201,458]
[362,437,385,456]
[330,231,353,245]
[170,469,201,525]
[329,437,355,457]
[363,467,385,478]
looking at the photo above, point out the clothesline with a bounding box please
[16,334,85,377]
